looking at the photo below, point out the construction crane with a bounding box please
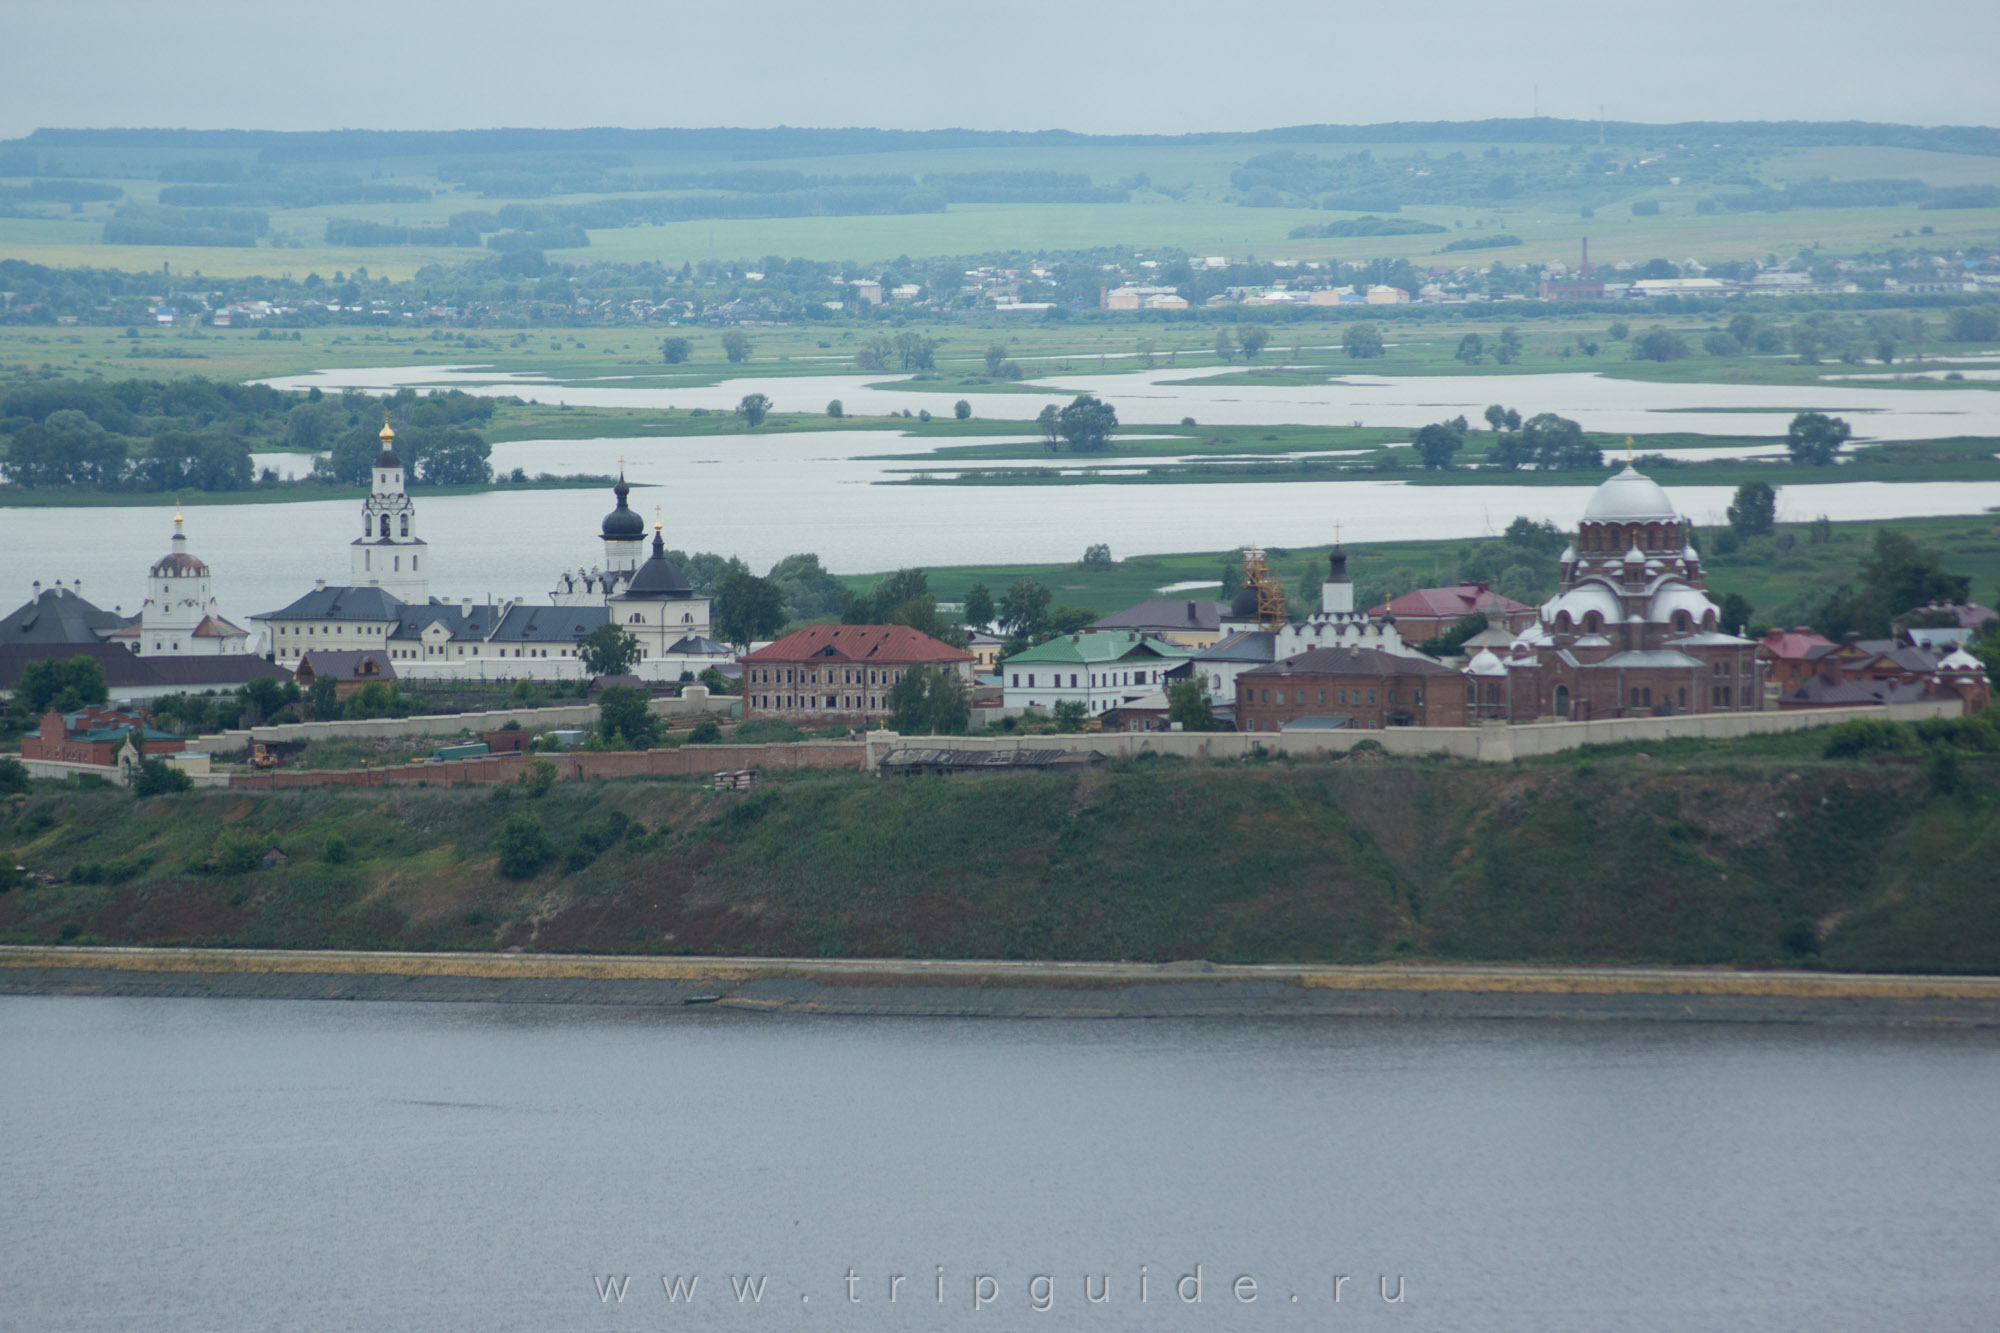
[1240,546,1288,631]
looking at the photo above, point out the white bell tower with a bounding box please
[350,417,429,603]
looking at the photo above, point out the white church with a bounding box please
[251,420,731,682]
[107,511,254,657]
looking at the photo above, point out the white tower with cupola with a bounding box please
[350,417,429,603]
[139,510,250,656]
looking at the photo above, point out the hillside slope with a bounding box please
[3,747,1997,972]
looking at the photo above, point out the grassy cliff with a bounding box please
[4,737,1998,973]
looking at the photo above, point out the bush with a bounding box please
[495,812,553,878]
[517,758,557,797]
[207,831,263,875]
[130,757,193,796]
[0,756,27,794]
[322,834,351,864]
[686,720,723,744]
[1821,718,1910,758]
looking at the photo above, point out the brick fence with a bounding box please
[225,740,864,788]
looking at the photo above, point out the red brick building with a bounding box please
[1235,646,1466,732]
[1474,465,1765,720]
[19,706,186,767]
[742,625,974,722]
[1367,582,1537,641]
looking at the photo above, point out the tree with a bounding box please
[1343,323,1384,359]
[1727,481,1777,537]
[984,344,1008,376]
[494,812,554,878]
[1494,326,1524,365]
[894,331,938,371]
[1238,326,1271,359]
[1716,592,1756,637]
[1035,403,1061,452]
[596,684,659,749]
[1167,677,1215,731]
[736,393,772,428]
[826,399,843,418]
[239,676,300,726]
[713,568,785,646]
[963,582,995,630]
[720,329,752,363]
[1484,404,1521,433]
[1413,420,1465,470]
[998,577,1053,639]
[767,552,848,622]
[1608,322,1630,340]
[1520,413,1598,470]
[577,622,641,677]
[1630,326,1691,362]
[15,655,108,716]
[1785,412,1850,466]
[661,336,692,364]
[1057,394,1118,452]
[1946,305,1999,342]
[886,662,969,734]
[1455,333,1486,365]
[1213,328,1237,363]
[130,756,193,796]
[307,676,339,721]
[1703,331,1744,358]
[1052,699,1090,731]
[953,399,972,421]
[854,336,895,372]
[1080,543,1113,570]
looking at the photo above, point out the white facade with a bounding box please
[350,420,430,602]
[136,514,250,657]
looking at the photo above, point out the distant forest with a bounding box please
[17,119,2000,160]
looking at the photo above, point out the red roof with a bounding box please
[742,624,974,665]
[1759,627,1836,661]
[1368,583,1533,621]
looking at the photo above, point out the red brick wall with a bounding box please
[228,742,865,788]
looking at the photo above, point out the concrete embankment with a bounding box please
[4,947,1998,1026]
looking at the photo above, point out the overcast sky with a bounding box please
[6,0,1997,140]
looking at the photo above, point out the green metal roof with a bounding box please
[1000,631,1192,669]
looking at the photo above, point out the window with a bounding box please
[1317,690,1325,704]
[1367,691,1376,705]
[1414,689,1423,706]
[400,514,409,537]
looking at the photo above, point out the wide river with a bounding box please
[5,362,2000,623]
[2,997,1996,1332]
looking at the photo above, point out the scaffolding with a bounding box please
[1240,546,1287,631]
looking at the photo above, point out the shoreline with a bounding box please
[5,947,1999,1025]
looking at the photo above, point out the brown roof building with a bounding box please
[1235,646,1465,732]
[1367,582,1537,641]
[741,625,974,722]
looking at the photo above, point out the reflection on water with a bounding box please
[3,996,1996,1332]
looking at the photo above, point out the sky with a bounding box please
[5,0,1999,140]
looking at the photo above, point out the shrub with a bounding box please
[518,758,557,797]
[494,812,553,878]
[1821,718,1910,758]
[322,834,351,864]
[208,831,263,875]
[130,757,193,796]
[686,720,723,744]
[0,756,27,794]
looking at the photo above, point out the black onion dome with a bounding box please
[617,531,694,598]
[600,473,645,540]
[1230,584,1261,620]
[1327,544,1349,583]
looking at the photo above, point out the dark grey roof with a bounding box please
[489,605,610,643]
[614,533,694,600]
[1192,630,1278,664]
[297,649,396,682]
[1783,677,1940,707]
[1092,598,1225,634]
[1243,646,1456,678]
[666,634,731,655]
[0,643,284,696]
[256,585,407,623]
[0,586,137,646]
[389,601,508,642]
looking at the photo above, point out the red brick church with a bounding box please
[1466,464,1765,721]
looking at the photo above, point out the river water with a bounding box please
[6,362,2000,625]
[2,996,1996,1332]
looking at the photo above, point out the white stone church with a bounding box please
[251,421,731,682]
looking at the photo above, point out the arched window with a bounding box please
[1673,612,1690,632]
[1555,611,1572,633]
[364,515,372,537]
[1553,684,1571,718]
[399,514,409,537]
[1583,612,1601,634]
